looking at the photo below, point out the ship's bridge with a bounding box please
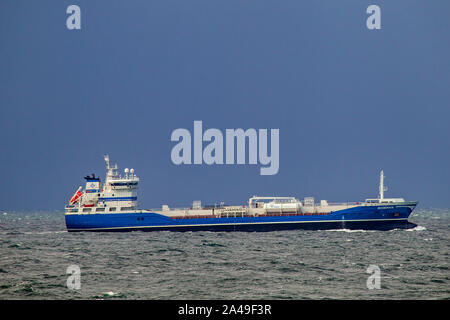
[98,155,139,209]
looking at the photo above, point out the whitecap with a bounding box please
[406,225,426,232]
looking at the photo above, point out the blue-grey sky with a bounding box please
[1,0,449,210]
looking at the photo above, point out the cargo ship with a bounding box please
[64,155,418,232]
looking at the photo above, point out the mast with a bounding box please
[104,154,118,185]
[379,169,387,201]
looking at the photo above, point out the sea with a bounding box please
[0,209,448,300]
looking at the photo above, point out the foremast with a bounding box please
[379,169,387,201]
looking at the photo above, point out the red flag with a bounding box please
[69,186,83,205]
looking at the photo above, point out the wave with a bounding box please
[22,230,67,235]
[91,291,125,299]
[325,228,372,233]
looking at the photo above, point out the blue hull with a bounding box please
[65,204,417,232]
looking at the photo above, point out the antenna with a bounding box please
[104,154,110,169]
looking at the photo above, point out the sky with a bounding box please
[0,0,449,211]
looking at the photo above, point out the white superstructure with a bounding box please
[66,155,140,214]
